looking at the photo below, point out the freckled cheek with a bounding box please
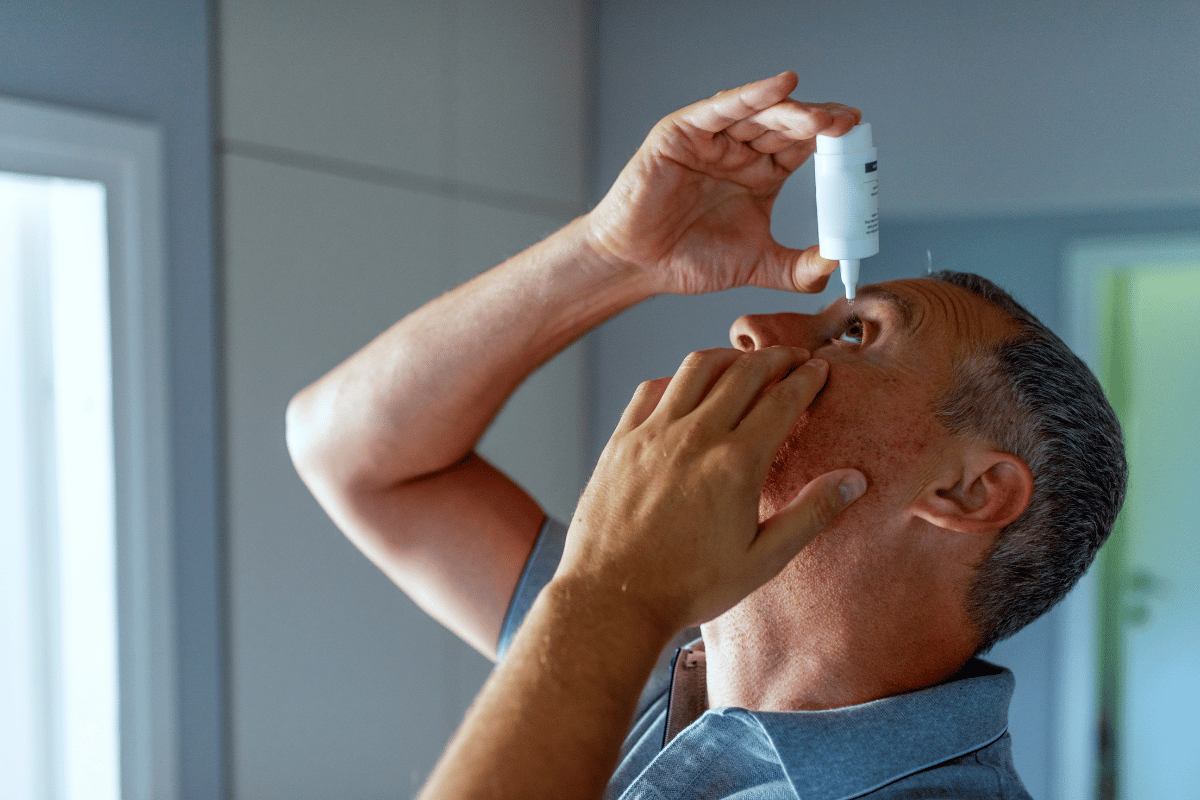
[760,385,941,515]
[817,372,937,462]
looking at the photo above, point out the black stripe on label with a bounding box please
[865,161,878,173]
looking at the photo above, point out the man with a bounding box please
[286,73,1125,799]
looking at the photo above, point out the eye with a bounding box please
[837,316,866,345]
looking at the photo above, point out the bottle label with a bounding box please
[814,152,880,256]
[864,161,879,234]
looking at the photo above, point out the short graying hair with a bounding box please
[927,271,1127,655]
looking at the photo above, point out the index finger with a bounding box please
[678,72,800,134]
[697,346,811,431]
[735,357,830,455]
[727,100,862,144]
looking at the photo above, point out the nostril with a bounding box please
[737,334,755,351]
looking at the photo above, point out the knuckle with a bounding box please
[677,348,741,379]
[733,346,796,381]
[679,350,714,370]
[730,349,772,377]
[675,418,716,455]
[758,391,801,423]
[638,376,670,394]
[693,347,739,363]
[710,441,758,479]
[767,375,819,417]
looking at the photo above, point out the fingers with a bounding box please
[699,347,816,431]
[734,356,829,447]
[653,349,744,420]
[725,100,861,145]
[626,347,814,434]
[787,245,839,293]
[618,346,830,482]
[773,138,819,172]
[750,469,867,580]
[676,71,862,146]
[615,376,671,434]
[745,243,837,295]
[680,72,800,134]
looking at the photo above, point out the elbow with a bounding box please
[285,387,367,531]
[285,387,323,485]
[285,385,380,504]
[285,391,387,553]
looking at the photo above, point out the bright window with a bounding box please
[0,171,120,800]
[0,97,175,800]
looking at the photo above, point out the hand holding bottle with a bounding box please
[583,71,861,297]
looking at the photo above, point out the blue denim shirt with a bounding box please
[499,518,1032,800]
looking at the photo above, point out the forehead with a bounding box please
[839,277,1016,350]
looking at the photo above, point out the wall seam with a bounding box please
[221,138,582,221]
[207,0,232,794]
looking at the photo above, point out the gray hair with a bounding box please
[927,271,1127,655]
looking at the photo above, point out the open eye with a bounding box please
[837,316,866,345]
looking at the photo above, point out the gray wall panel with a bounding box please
[218,1,588,794]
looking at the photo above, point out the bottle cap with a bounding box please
[816,123,873,155]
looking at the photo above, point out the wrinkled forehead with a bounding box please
[838,277,1018,350]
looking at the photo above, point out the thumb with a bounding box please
[782,244,839,294]
[750,469,867,579]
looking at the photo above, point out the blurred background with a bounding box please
[1,1,1196,798]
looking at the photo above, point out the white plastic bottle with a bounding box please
[814,123,878,300]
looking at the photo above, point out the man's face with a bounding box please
[730,278,1018,523]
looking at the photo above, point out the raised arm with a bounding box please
[285,71,857,659]
[285,221,645,658]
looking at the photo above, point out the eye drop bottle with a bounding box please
[815,123,879,301]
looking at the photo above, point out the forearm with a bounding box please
[417,577,673,800]
[286,215,656,495]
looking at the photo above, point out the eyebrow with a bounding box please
[854,285,916,332]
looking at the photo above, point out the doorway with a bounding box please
[1064,236,1200,800]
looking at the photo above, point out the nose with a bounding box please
[729,313,821,353]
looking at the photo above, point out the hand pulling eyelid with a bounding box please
[815,123,879,302]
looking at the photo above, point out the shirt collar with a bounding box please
[715,658,1013,800]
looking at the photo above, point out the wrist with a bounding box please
[540,573,680,657]
[501,215,661,346]
[572,211,668,299]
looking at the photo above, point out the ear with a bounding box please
[910,448,1034,534]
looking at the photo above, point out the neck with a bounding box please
[700,552,978,711]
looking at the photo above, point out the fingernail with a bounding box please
[839,472,867,504]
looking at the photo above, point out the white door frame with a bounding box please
[0,96,176,799]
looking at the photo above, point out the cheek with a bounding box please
[760,416,812,518]
[759,392,944,519]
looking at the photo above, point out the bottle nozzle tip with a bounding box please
[839,259,859,302]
